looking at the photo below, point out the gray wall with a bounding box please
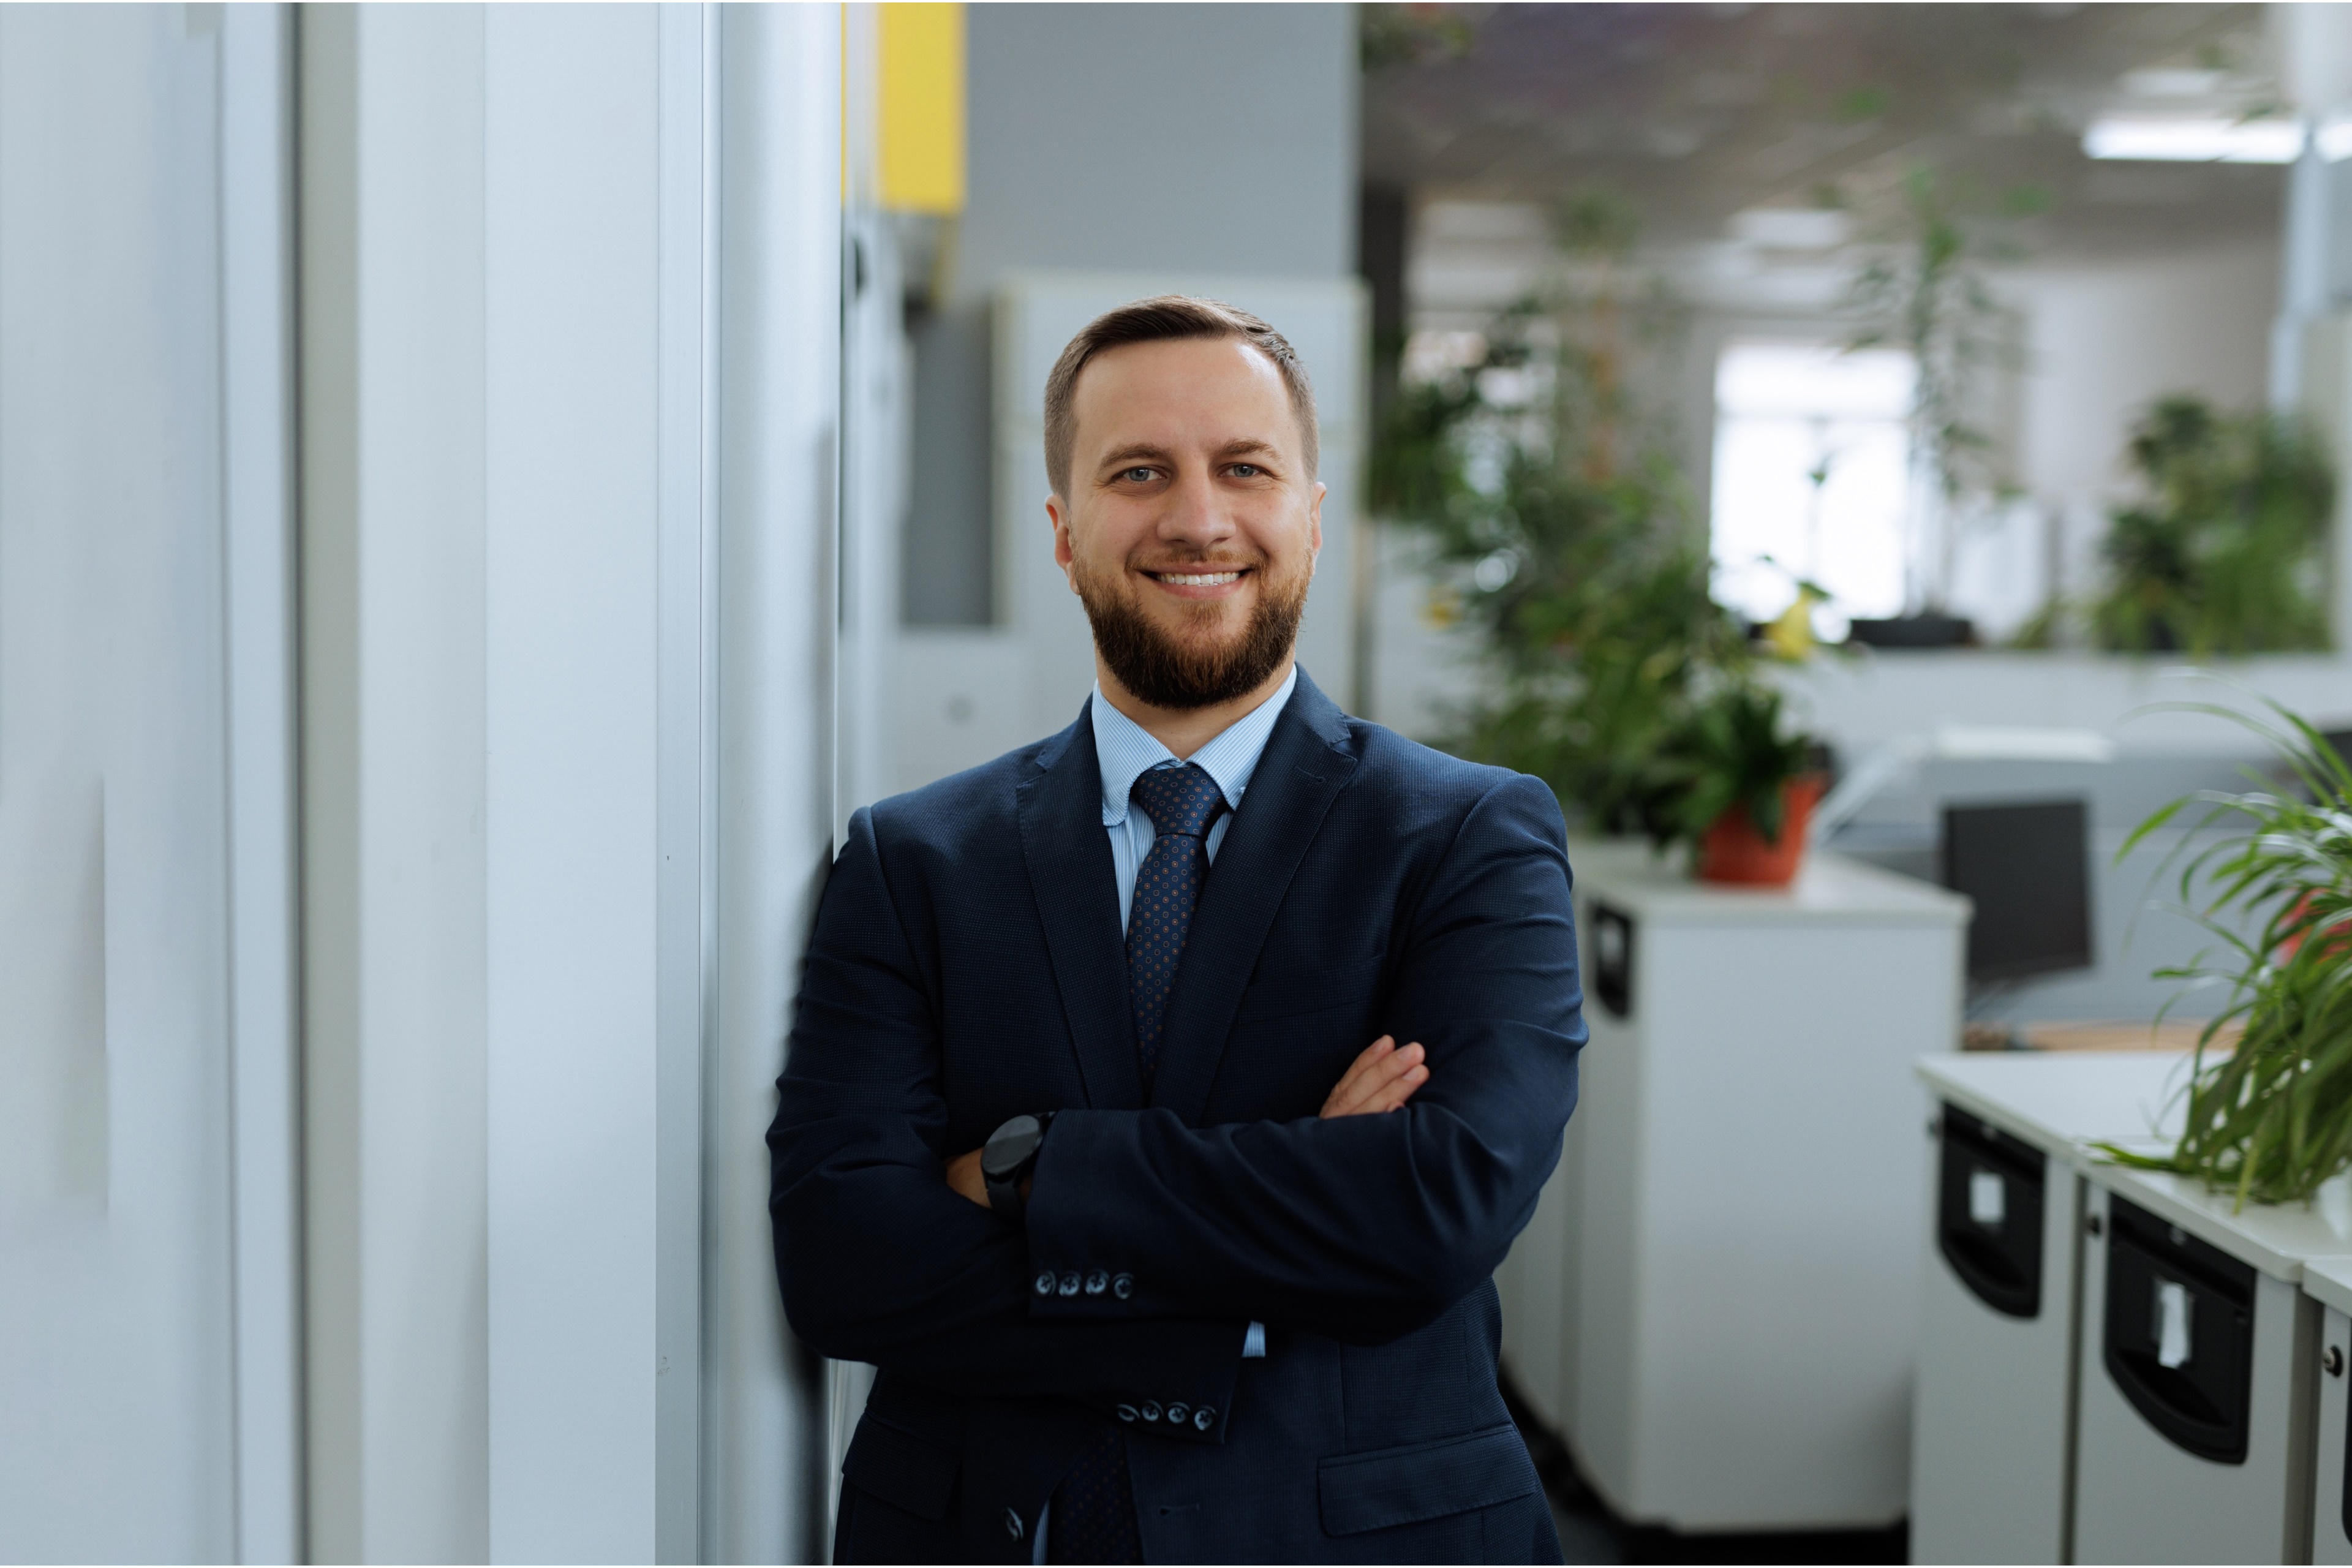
[904,2,1359,625]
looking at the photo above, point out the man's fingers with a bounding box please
[1321,1039,1428,1118]
[1358,1061,1430,1115]
[1319,1036,1395,1117]
[1327,1039,1409,1117]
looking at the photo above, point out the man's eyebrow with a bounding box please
[1216,439,1281,464]
[1095,443,1174,473]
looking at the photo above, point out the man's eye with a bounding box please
[1231,464,1262,478]
[1120,467,1156,483]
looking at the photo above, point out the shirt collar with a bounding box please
[1092,665,1300,828]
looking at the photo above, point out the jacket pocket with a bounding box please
[1316,1422,1539,1536]
[842,1413,960,1523]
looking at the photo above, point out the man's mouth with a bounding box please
[1145,569,1247,587]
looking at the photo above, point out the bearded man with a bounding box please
[769,296,1585,1564]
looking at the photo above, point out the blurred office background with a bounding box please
[6,3,2352,1564]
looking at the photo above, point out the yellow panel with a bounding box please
[878,2,964,214]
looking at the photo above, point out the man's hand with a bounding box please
[946,1148,990,1208]
[1320,1035,1428,1118]
[943,1035,1428,1204]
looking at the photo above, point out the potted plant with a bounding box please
[1647,680,1825,886]
[2098,699,2352,1205]
[1369,194,1754,837]
[1842,165,2019,634]
[2091,397,2333,657]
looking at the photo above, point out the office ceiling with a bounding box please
[1363,2,2285,260]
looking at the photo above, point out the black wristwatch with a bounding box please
[981,1112,1055,1224]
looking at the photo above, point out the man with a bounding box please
[770,296,1583,1564]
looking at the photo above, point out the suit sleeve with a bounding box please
[767,807,1244,1433]
[1022,772,1585,1345]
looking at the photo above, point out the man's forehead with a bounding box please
[1071,337,1297,453]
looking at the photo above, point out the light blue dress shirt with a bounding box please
[1092,665,1298,934]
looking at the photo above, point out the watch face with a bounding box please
[982,1114,1044,1179]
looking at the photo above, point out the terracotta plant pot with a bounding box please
[1695,775,1826,887]
[2280,889,2350,960]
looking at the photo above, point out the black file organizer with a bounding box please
[2103,1195,2256,1464]
[1591,903,1633,1019]
[1936,1104,2047,1319]
[2342,1384,2352,1544]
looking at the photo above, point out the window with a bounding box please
[1709,340,1915,627]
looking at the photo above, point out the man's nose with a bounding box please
[1156,469,1236,549]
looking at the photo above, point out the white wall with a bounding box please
[2003,243,2281,608]
[0,7,301,1562]
[300,6,839,1562]
[0,7,840,1562]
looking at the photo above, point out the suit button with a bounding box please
[1033,1272,1055,1297]
[1139,1400,1163,1422]
[1165,1403,1189,1425]
[1085,1270,1109,1295]
[1058,1272,1081,1297]
[1112,1273,1134,1299]
[1003,1507,1023,1540]
[1194,1406,1215,1431]
[1115,1404,1139,1423]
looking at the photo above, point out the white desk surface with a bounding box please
[2304,1254,2352,1317]
[1917,1052,2196,1159]
[2084,1161,2352,1284]
[1569,841,1972,928]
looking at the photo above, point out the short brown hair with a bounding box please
[1041,295,1319,497]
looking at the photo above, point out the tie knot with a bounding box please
[1129,762,1226,840]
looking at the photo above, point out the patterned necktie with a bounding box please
[1123,762,1227,1096]
[1048,763,1226,1566]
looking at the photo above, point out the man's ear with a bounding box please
[1307,480,1327,566]
[1047,492,1079,590]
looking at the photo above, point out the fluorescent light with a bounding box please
[2322,116,2352,162]
[2083,115,2305,164]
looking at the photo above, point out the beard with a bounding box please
[1074,551,1310,711]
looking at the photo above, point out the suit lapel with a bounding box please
[1150,669,1359,1125]
[1016,704,1144,1109]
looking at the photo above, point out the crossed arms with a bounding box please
[767,771,1583,1409]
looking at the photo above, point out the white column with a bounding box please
[706,6,843,1562]
[298,7,492,1561]
[2269,2,2352,644]
[481,7,667,1561]
[221,6,304,1563]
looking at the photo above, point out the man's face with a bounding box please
[1048,336,1324,710]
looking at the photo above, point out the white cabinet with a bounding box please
[1499,842,1967,1531]
[2073,1164,2352,1564]
[2304,1257,2352,1564]
[1909,1052,2192,1564]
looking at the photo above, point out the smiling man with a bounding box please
[769,296,1585,1564]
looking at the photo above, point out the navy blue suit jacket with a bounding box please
[769,670,1585,1562]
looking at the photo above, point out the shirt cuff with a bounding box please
[1243,1321,1266,1359]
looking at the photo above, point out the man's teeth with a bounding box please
[1158,571,1241,586]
